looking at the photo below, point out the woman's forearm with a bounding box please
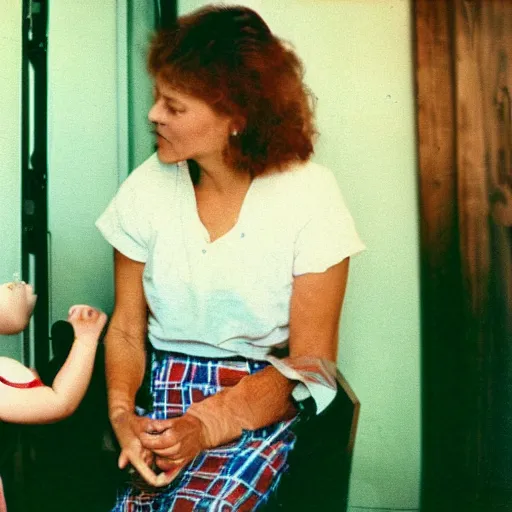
[187,366,296,448]
[105,322,146,420]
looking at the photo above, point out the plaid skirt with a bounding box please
[112,350,298,512]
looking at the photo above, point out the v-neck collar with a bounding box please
[179,161,256,246]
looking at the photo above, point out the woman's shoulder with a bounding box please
[264,160,341,205]
[127,153,180,187]
[117,153,182,208]
[271,160,338,188]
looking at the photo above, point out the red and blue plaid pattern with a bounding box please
[112,351,297,512]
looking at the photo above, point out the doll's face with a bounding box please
[0,282,37,335]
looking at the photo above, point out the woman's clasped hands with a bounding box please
[112,410,208,488]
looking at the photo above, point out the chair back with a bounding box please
[264,370,360,511]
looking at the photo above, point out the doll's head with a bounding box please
[0,280,37,335]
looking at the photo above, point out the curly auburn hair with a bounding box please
[148,5,317,175]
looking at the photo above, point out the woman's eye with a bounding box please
[165,104,184,115]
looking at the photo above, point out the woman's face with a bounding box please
[148,76,234,166]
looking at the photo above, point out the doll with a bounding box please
[0,277,107,511]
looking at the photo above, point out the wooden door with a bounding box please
[415,1,512,511]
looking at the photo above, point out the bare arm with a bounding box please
[0,306,106,424]
[288,257,349,361]
[105,250,166,486]
[105,250,148,420]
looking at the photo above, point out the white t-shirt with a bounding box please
[96,153,365,360]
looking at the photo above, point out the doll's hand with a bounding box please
[67,305,107,344]
[0,281,37,334]
[140,414,208,484]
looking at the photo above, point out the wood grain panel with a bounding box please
[416,0,512,509]
[414,1,468,508]
[415,0,457,263]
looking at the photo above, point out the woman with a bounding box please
[96,5,364,511]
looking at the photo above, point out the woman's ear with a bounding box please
[229,115,246,137]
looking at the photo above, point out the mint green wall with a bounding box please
[178,1,421,510]
[47,1,120,324]
[45,0,156,328]
[128,0,156,170]
[1,0,121,358]
[0,0,23,361]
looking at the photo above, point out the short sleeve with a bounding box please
[264,355,338,414]
[293,170,365,276]
[95,176,149,263]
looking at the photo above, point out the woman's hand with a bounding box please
[140,413,208,483]
[111,409,169,487]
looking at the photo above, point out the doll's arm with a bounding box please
[0,305,107,424]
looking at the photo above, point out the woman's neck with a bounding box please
[194,156,251,194]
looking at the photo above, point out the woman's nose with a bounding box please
[148,101,163,124]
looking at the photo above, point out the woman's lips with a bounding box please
[157,132,170,142]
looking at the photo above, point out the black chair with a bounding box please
[264,371,360,512]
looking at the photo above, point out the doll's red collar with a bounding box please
[0,375,44,388]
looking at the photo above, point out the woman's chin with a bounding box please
[155,148,181,164]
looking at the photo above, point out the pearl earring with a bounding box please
[231,129,239,137]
